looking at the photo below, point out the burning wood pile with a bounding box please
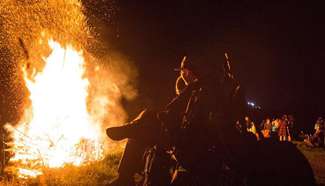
[5,39,104,178]
[0,0,136,179]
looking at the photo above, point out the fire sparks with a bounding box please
[18,168,42,179]
[0,0,138,180]
[6,39,104,177]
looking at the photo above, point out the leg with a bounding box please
[110,139,147,186]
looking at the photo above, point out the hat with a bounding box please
[174,56,196,72]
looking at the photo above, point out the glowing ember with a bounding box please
[18,168,42,179]
[6,39,104,177]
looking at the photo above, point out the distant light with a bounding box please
[247,101,255,106]
[247,101,262,110]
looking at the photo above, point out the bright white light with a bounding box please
[247,101,255,106]
[247,101,259,108]
[247,100,262,109]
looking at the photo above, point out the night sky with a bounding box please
[86,0,325,130]
[0,1,320,130]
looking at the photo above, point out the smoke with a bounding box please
[86,52,138,129]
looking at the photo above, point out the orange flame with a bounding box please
[7,39,104,177]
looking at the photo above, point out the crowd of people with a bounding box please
[242,115,325,148]
[239,115,294,141]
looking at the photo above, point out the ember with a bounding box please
[0,0,137,180]
[6,39,104,177]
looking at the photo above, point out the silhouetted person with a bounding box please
[308,117,325,147]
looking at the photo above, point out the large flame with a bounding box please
[7,39,104,178]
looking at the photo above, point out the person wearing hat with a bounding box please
[175,56,199,84]
[107,54,248,185]
[106,55,202,186]
[173,55,201,96]
[159,54,248,184]
[107,55,212,185]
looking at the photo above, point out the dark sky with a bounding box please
[90,1,324,129]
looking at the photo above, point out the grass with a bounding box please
[0,141,324,186]
[0,152,122,186]
[295,141,325,185]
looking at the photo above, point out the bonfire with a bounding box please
[0,0,136,180]
[6,39,104,178]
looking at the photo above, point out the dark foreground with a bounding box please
[295,141,325,185]
[0,141,324,186]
